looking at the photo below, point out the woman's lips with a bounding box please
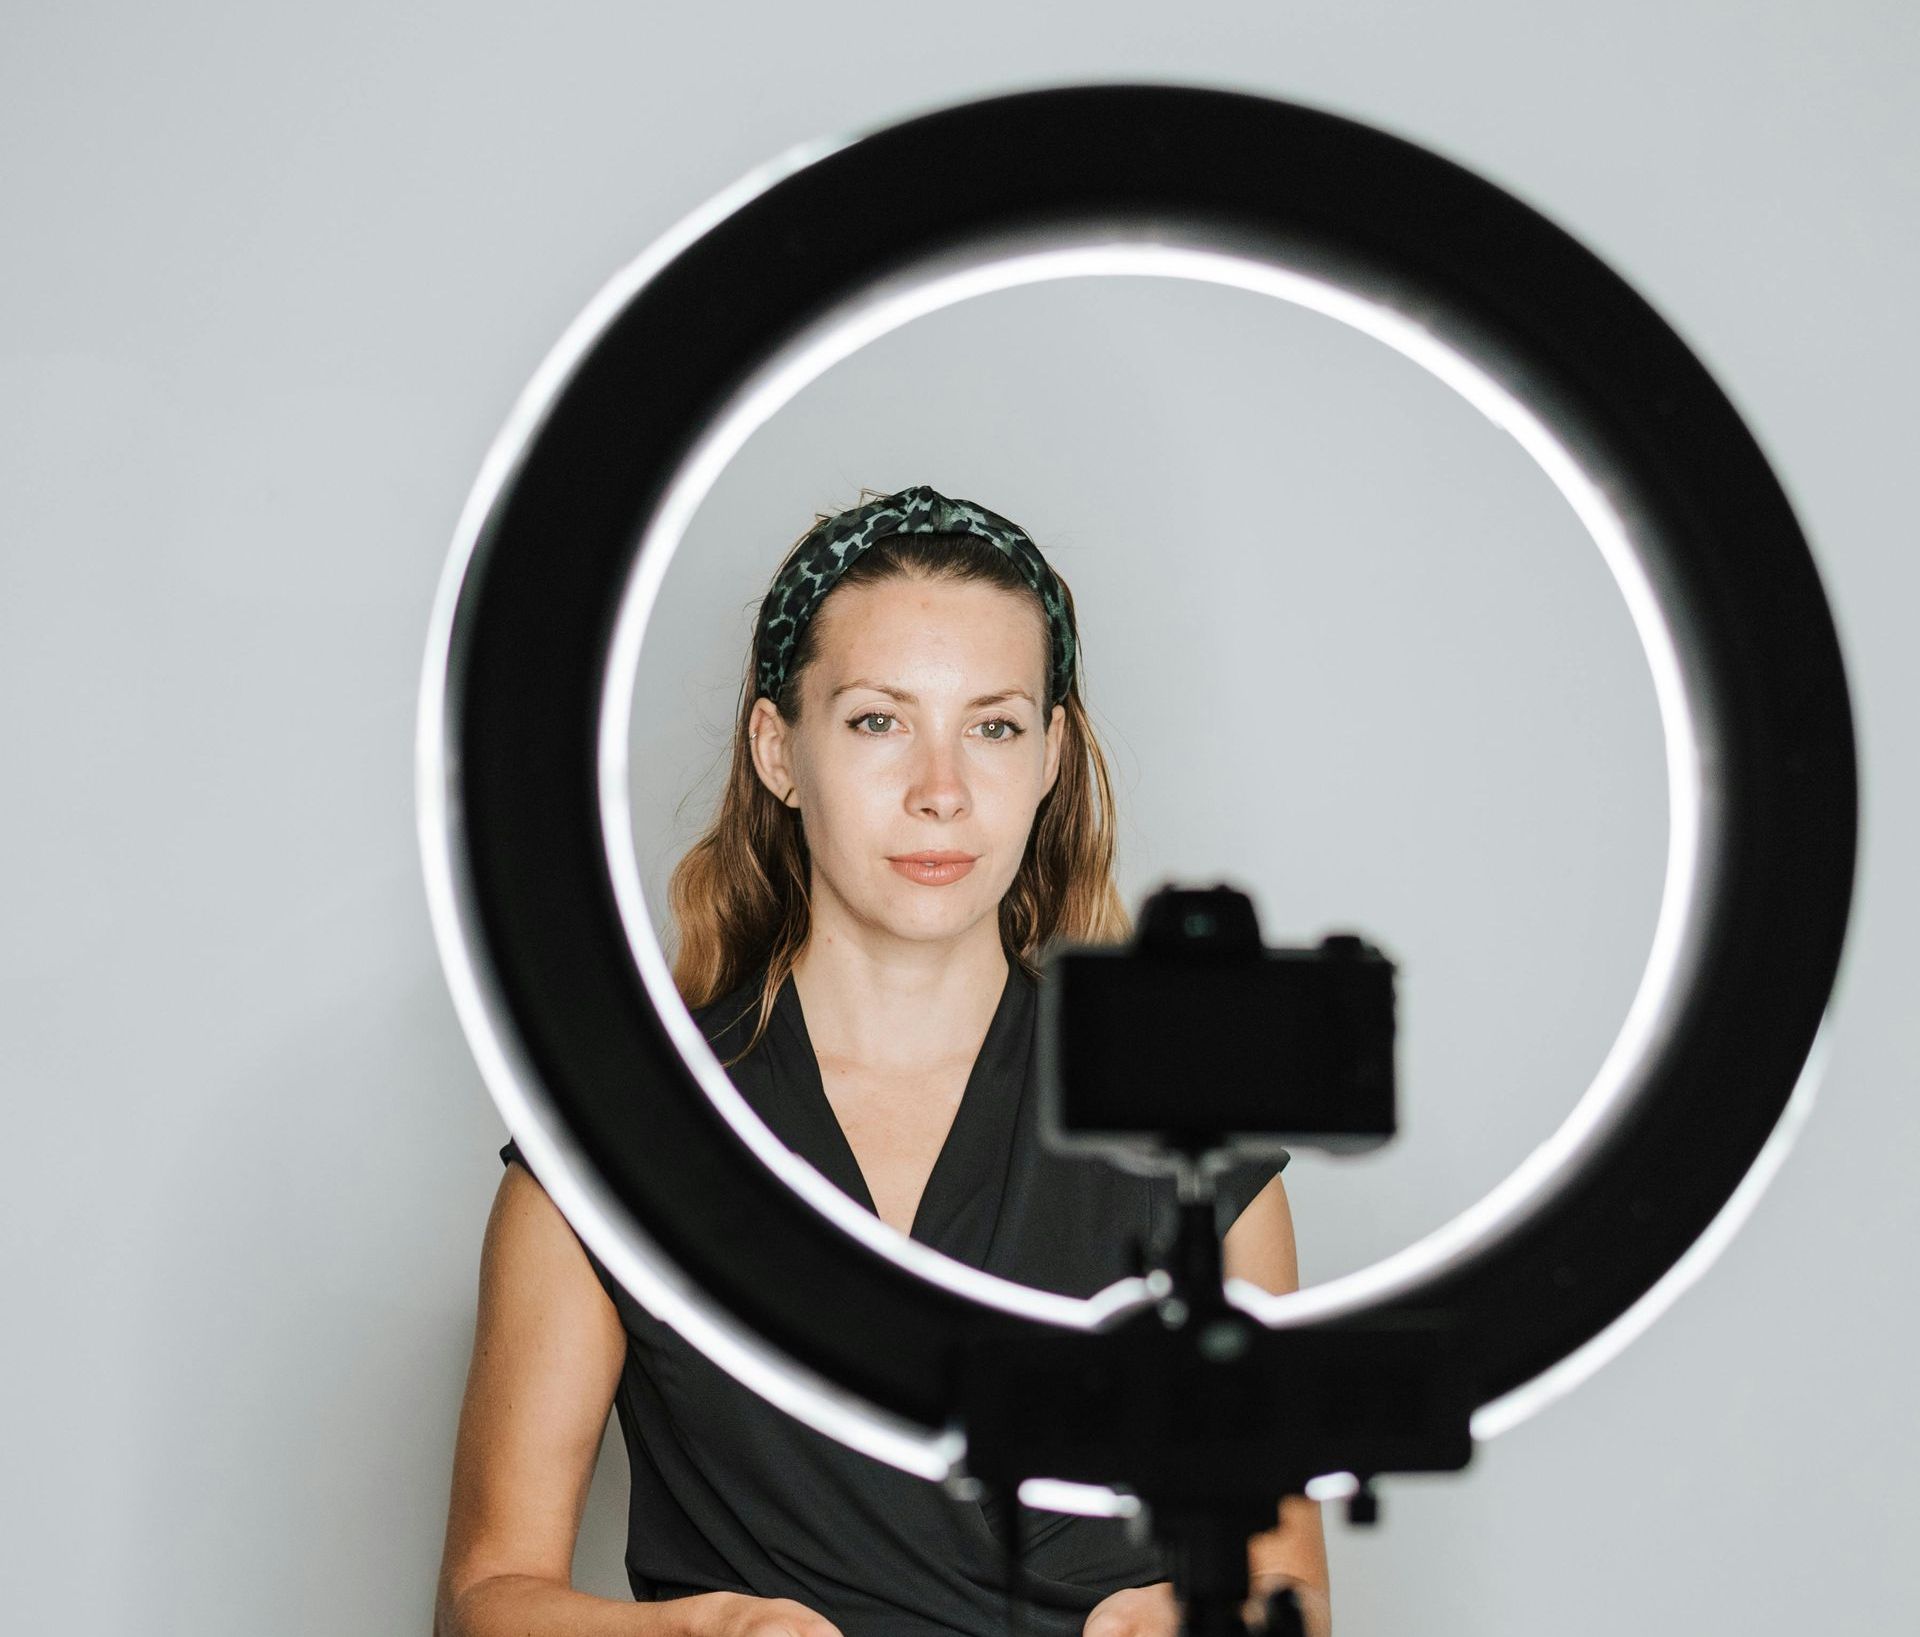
[888,855,977,886]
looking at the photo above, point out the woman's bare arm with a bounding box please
[433,1162,672,1634]
[435,1160,848,1637]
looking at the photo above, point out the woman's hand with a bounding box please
[1081,1578,1315,1637]
[1082,1581,1181,1637]
[672,1590,845,1637]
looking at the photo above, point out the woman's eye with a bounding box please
[979,718,1025,742]
[851,712,894,735]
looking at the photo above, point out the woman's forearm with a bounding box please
[439,1574,723,1637]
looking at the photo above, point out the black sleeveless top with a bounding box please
[497,958,1287,1637]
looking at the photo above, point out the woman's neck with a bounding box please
[788,927,1009,1076]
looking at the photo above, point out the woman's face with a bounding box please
[749,575,1066,953]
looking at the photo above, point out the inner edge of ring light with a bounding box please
[598,224,1715,1381]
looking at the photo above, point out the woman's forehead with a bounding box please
[811,578,1049,681]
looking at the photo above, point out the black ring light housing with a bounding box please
[418,83,1856,1496]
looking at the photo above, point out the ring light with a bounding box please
[417,82,1856,1495]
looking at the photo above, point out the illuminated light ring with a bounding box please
[417,84,1857,1495]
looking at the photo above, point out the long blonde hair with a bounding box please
[666,490,1132,1064]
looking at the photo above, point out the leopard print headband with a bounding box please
[754,483,1076,708]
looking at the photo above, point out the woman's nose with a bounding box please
[907,737,970,818]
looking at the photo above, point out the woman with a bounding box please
[435,485,1333,1637]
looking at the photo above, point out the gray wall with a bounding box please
[3,3,1913,1632]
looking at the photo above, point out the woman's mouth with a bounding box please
[887,852,978,886]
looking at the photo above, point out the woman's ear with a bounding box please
[748,696,800,808]
[1042,702,1066,796]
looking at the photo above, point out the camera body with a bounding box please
[1035,884,1397,1185]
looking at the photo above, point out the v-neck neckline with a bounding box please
[774,960,1023,1245]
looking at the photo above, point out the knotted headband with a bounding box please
[754,483,1077,707]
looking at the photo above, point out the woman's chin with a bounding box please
[870,891,991,941]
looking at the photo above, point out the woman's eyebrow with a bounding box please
[830,679,1035,709]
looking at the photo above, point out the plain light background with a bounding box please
[2,4,1912,1634]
